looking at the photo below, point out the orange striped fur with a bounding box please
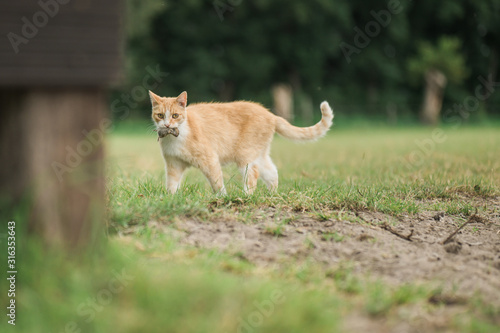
[149,91,334,195]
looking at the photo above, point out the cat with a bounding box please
[149,90,334,195]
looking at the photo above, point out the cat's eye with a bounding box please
[157,114,164,119]
[172,113,179,119]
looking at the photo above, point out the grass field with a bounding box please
[5,124,500,333]
[107,125,499,226]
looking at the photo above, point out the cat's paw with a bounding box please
[215,187,227,197]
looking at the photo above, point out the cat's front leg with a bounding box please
[198,159,226,195]
[165,158,187,194]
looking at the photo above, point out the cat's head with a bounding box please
[149,91,187,129]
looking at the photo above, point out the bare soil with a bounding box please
[150,197,500,331]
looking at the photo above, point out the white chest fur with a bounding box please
[160,122,189,157]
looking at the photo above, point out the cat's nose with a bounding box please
[164,124,170,128]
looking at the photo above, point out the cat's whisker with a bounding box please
[146,124,159,136]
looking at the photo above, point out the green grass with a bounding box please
[321,231,345,242]
[264,223,286,237]
[3,126,499,332]
[101,125,497,332]
[107,126,499,228]
[7,231,481,333]
[7,238,341,333]
[103,125,499,330]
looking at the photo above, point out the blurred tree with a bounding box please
[408,37,468,125]
[125,0,167,86]
[406,0,500,122]
[119,0,500,123]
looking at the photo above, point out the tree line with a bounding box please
[119,0,500,124]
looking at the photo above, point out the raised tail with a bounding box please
[275,101,334,141]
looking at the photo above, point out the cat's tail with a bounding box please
[275,101,334,141]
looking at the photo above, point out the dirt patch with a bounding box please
[136,197,500,331]
[153,197,500,307]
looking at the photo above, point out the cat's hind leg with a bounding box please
[239,162,259,195]
[257,155,278,192]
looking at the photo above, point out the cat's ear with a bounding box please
[149,90,162,106]
[176,91,187,108]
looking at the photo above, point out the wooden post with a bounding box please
[0,1,122,249]
[1,89,107,248]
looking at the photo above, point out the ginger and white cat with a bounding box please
[149,91,333,195]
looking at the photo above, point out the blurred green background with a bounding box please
[116,0,500,125]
